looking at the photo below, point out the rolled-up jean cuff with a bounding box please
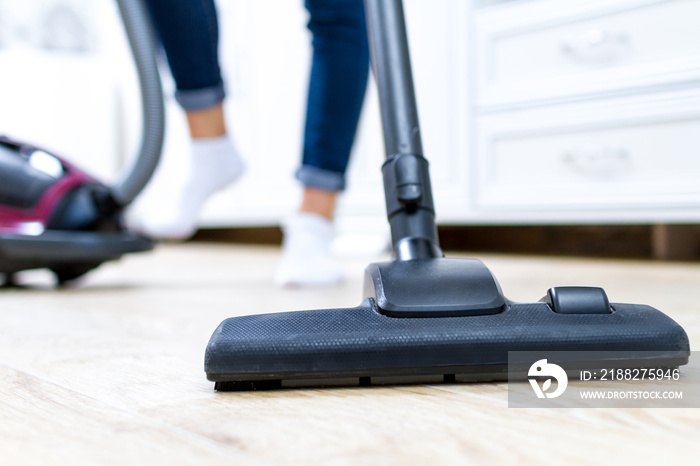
[295,166,346,191]
[175,82,226,111]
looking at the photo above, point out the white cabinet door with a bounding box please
[476,88,700,219]
[474,0,700,108]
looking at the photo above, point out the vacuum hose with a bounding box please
[111,0,165,207]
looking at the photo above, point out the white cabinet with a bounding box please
[470,0,700,224]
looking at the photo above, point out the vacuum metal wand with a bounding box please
[364,0,443,261]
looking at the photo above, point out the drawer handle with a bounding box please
[562,29,629,63]
[562,145,629,176]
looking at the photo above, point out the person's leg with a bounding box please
[131,0,244,239]
[144,0,224,112]
[276,0,369,286]
[297,0,369,194]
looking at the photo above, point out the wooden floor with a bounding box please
[1,243,698,465]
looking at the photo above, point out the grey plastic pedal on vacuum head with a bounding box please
[204,0,691,391]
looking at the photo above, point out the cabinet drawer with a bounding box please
[475,90,700,209]
[475,0,700,108]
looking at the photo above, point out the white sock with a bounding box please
[129,135,244,240]
[275,212,343,287]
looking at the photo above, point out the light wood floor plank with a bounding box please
[0,364,264,465]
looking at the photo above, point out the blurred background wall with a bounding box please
[1,0,699,258]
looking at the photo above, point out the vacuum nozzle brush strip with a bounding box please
[111,0,165,207]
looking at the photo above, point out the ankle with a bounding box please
[186,104,227,138]
[299,187,337,221]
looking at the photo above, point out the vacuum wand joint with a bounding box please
[383,154,442,261]
[393,153,423,207]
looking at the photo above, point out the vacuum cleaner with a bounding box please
[204,0,690,390]
[0,0,164,285]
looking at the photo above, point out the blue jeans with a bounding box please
[143,0,225,111]
[144,0,369,192]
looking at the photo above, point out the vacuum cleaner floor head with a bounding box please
[205,259,690,391]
